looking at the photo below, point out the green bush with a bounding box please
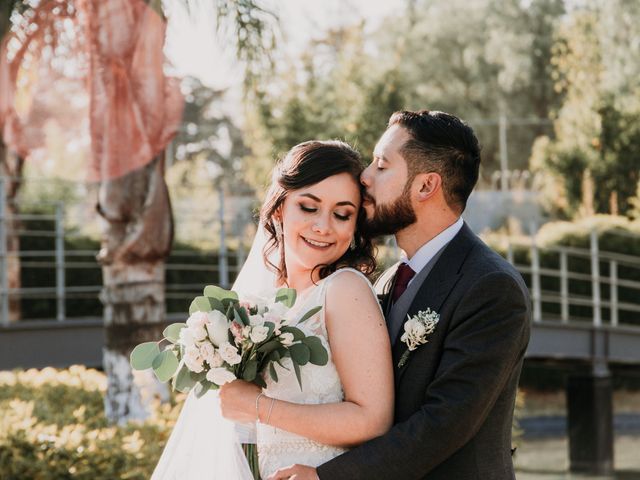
[0,366,182,480]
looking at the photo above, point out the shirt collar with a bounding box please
[403,217,464,275]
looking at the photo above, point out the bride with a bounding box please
[153,140,394,479]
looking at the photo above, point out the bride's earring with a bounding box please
[273,220,283,239]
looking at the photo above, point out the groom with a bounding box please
[269,110,531,479]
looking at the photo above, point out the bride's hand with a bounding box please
[219,380,262,422]
[267,464,319,480]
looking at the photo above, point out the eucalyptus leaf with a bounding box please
[302,336,329,366]
[289,343,310,365]
[292,360,302,390]
[130,342,160,370]
[243,360,258,381]
[275,288,296,308]
[254,375,267,389]
[163,323,186,343]
[174,364,197,393]
[194,381,215,398]
[298,305,322,323]
[234,307,249,327]
[152,350,179,382]
[280,326,305,341]
[269,362,278,382]
[204,285,239,302]
[257,340,281,354]
[189,296,214,314]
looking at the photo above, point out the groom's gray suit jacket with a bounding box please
[317,223,531,480]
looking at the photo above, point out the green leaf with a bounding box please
[204,285,239,302]
[243,360,258,382]
[257,340,281,355]
[189,296,214,314]
[292,360,303,390]
[269,362,278,382]
[152,350,179,382]
[174,364,197,393]
[280,326,305,341]
[234,307,249,327]
[302,336,328,366]
[194,380,215,398]
[298,305,322,323]
[130,342,160,370]
[275,288,296,308]
[163,323,186,343]
[289,343,310,365]
[254,375,267,389]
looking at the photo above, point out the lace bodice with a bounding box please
[257,268,376,478]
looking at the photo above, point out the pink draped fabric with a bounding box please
[0,0,184,182]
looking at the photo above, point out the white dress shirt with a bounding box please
[403,217,464,287]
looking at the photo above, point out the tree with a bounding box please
[0,0,277,425]
[531,0,640,216]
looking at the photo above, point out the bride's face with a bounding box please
[278,172,361,279]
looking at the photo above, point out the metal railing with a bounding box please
[505,228,640,330]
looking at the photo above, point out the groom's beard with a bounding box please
[364,185,416,237]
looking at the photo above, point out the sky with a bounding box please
[163,0,400,91]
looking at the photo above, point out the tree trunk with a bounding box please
[97,155,173,424]
[0,140,23,323]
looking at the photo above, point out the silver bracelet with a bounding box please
[255,392,266,422]
[265,397,276,425]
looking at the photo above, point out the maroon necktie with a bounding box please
[391,263,416,303]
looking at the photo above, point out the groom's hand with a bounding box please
[219,380,261,423]
[267,464,319,480]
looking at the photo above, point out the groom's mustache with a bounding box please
[362,193,375,205]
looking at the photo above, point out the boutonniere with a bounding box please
[398,308,440,368]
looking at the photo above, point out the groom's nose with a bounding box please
[360,163,373,188]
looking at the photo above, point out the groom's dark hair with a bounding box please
[389,110,481,214]
[260,140,376,286]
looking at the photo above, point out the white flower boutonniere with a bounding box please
[398,308,440,368]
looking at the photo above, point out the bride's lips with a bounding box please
[301,235,334,250]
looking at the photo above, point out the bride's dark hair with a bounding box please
[259,140,376,286]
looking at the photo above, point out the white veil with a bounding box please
[151,223,277,480]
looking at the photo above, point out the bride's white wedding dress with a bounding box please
[152,267,379,479]
[257,267,374,477]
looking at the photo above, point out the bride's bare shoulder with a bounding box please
[324,268,381,321]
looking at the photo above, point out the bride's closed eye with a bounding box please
[299,204,316,213]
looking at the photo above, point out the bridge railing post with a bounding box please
[0,177,8,327]
[55,202,66,322]
[590,229,602,327]
[530,222,542,323]
[560,249,569,323]
[609,260,618,327]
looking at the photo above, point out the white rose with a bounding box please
[250,325,270,344]
[219,342,242,365]
[178,327,196,348]
[183,346,204,373]
[249,314,265,326]
[279,332,294,346]
[206,367,236,386]
[186,311,208,329]
[206,310,230,347]
[190,325,208,342]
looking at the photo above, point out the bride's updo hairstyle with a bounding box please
[260,140,376,286]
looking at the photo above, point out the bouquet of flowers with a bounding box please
[130,285,328,396]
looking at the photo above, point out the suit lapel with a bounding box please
[392,224,479,384]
